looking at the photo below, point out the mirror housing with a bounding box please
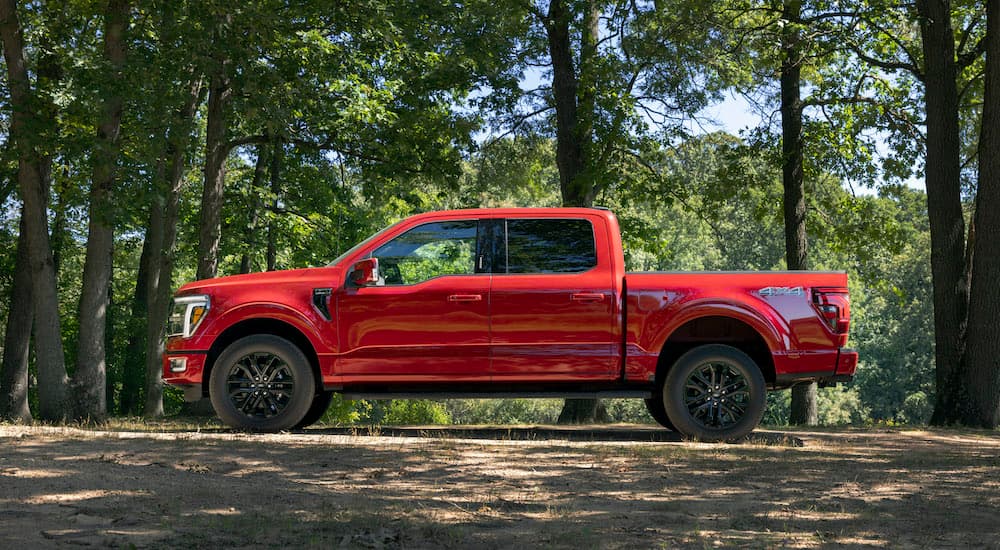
[350,258,379,287]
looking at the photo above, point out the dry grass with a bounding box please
[1,423,998,548]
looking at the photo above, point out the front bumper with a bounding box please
[162,350,207,387]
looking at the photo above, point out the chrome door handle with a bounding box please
[571,293,605,302]
[448,294,483,302]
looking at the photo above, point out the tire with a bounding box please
[294,391,334,429]
[662,344,766,442]
[209,335,315,432]
[643,395,675,430]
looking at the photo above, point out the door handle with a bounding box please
[448,294,483,302]
[571,293,606,302]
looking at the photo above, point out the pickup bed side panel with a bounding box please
[623,272,850,383]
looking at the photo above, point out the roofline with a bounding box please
[404,207,617,219]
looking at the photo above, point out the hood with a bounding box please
[176,266,342,295]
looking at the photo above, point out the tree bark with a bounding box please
[959,0,1000,428]
[780,0,818,426]
[0,218,33,422]
[918,0,970,426]
[72,0,129,421]
[266,140,283,271]
[546,0,587,207]
[145,75,205,417]
[197,24,232,281]
[121,218,154,415]
[545,0,605,423]
[0,0,68,421]
[240,145,269,274]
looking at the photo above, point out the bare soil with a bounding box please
[1,423,998,548]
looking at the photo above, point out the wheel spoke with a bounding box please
[683,359,751,430]
[225,352,295,420]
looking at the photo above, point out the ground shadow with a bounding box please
[301,424,804,447]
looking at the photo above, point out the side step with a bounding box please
[340,390,654,401]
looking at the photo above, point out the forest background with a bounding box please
[1,0,998,430]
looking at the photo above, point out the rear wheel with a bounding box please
[643,395,675,430]
[294,391,334,429]
[662,344,766,442]
[209,335,314,431]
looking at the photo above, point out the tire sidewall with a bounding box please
[209,335,315,432]
[663,344,766,442]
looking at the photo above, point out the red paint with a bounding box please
[163,208,855,393]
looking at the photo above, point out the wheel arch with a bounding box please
[655,313,777,386]
[202,317,322,399]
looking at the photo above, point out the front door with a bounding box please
[336,219,491,381]
[490,217,618,381]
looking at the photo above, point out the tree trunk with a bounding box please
[240,145,269,274]
[918,0,970,426]
[121,218,153,415]
[145,76,205,417]
[546,0,586,207]
[546,0,605,423]
[72,0,129,421]
[197,29,232,281]
[959,0,1000,428]
[1,0,68,421]
[780,0,817,426]
[0,218,33,422]
[266,140,283,271]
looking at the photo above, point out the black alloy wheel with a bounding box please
[210,335,314,431]
[226,352,296,419]
[662,344,766,442]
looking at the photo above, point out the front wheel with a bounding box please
[209,335,315,432]
[662,344,766,442]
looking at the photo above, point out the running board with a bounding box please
[340,390,654,401]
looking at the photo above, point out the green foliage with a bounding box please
[320,394,368,426]
[443,399,563,425]
[0,0,946,428]
[378,400,451,425]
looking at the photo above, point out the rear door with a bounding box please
[489,216,618,381]
[336,219,492,380]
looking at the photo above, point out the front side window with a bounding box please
[506,218,597,274]
[372,220,477,285]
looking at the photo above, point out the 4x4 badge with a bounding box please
[758,286,804,297]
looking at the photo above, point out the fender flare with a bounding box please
[651,300,790,355]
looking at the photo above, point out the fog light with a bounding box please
[169,358,187,373]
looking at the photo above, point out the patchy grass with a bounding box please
[0,423,998,548]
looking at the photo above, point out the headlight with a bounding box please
[167,295,210,338]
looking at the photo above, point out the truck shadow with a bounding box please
[303,425,803,446]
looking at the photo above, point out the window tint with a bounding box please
[373,221,477,284]
[506,219,597,274]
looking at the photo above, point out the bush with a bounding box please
[379,400,451,425]
[443,399,562,424]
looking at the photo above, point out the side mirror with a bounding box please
[350,258,379,287]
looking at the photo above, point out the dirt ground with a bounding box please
[1,423,999,549]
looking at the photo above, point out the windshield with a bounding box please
[326,219,406,267]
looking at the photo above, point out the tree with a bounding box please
[0,0,69,421]
[72,0,131,420]
[960,0,1000,428]
[0,220,32,422]
[777,0,818,425]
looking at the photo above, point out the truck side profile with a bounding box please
[163,208,857,441]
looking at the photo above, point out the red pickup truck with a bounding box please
[163,208,856,441]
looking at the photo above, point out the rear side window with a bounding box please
[505,218,597,274]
